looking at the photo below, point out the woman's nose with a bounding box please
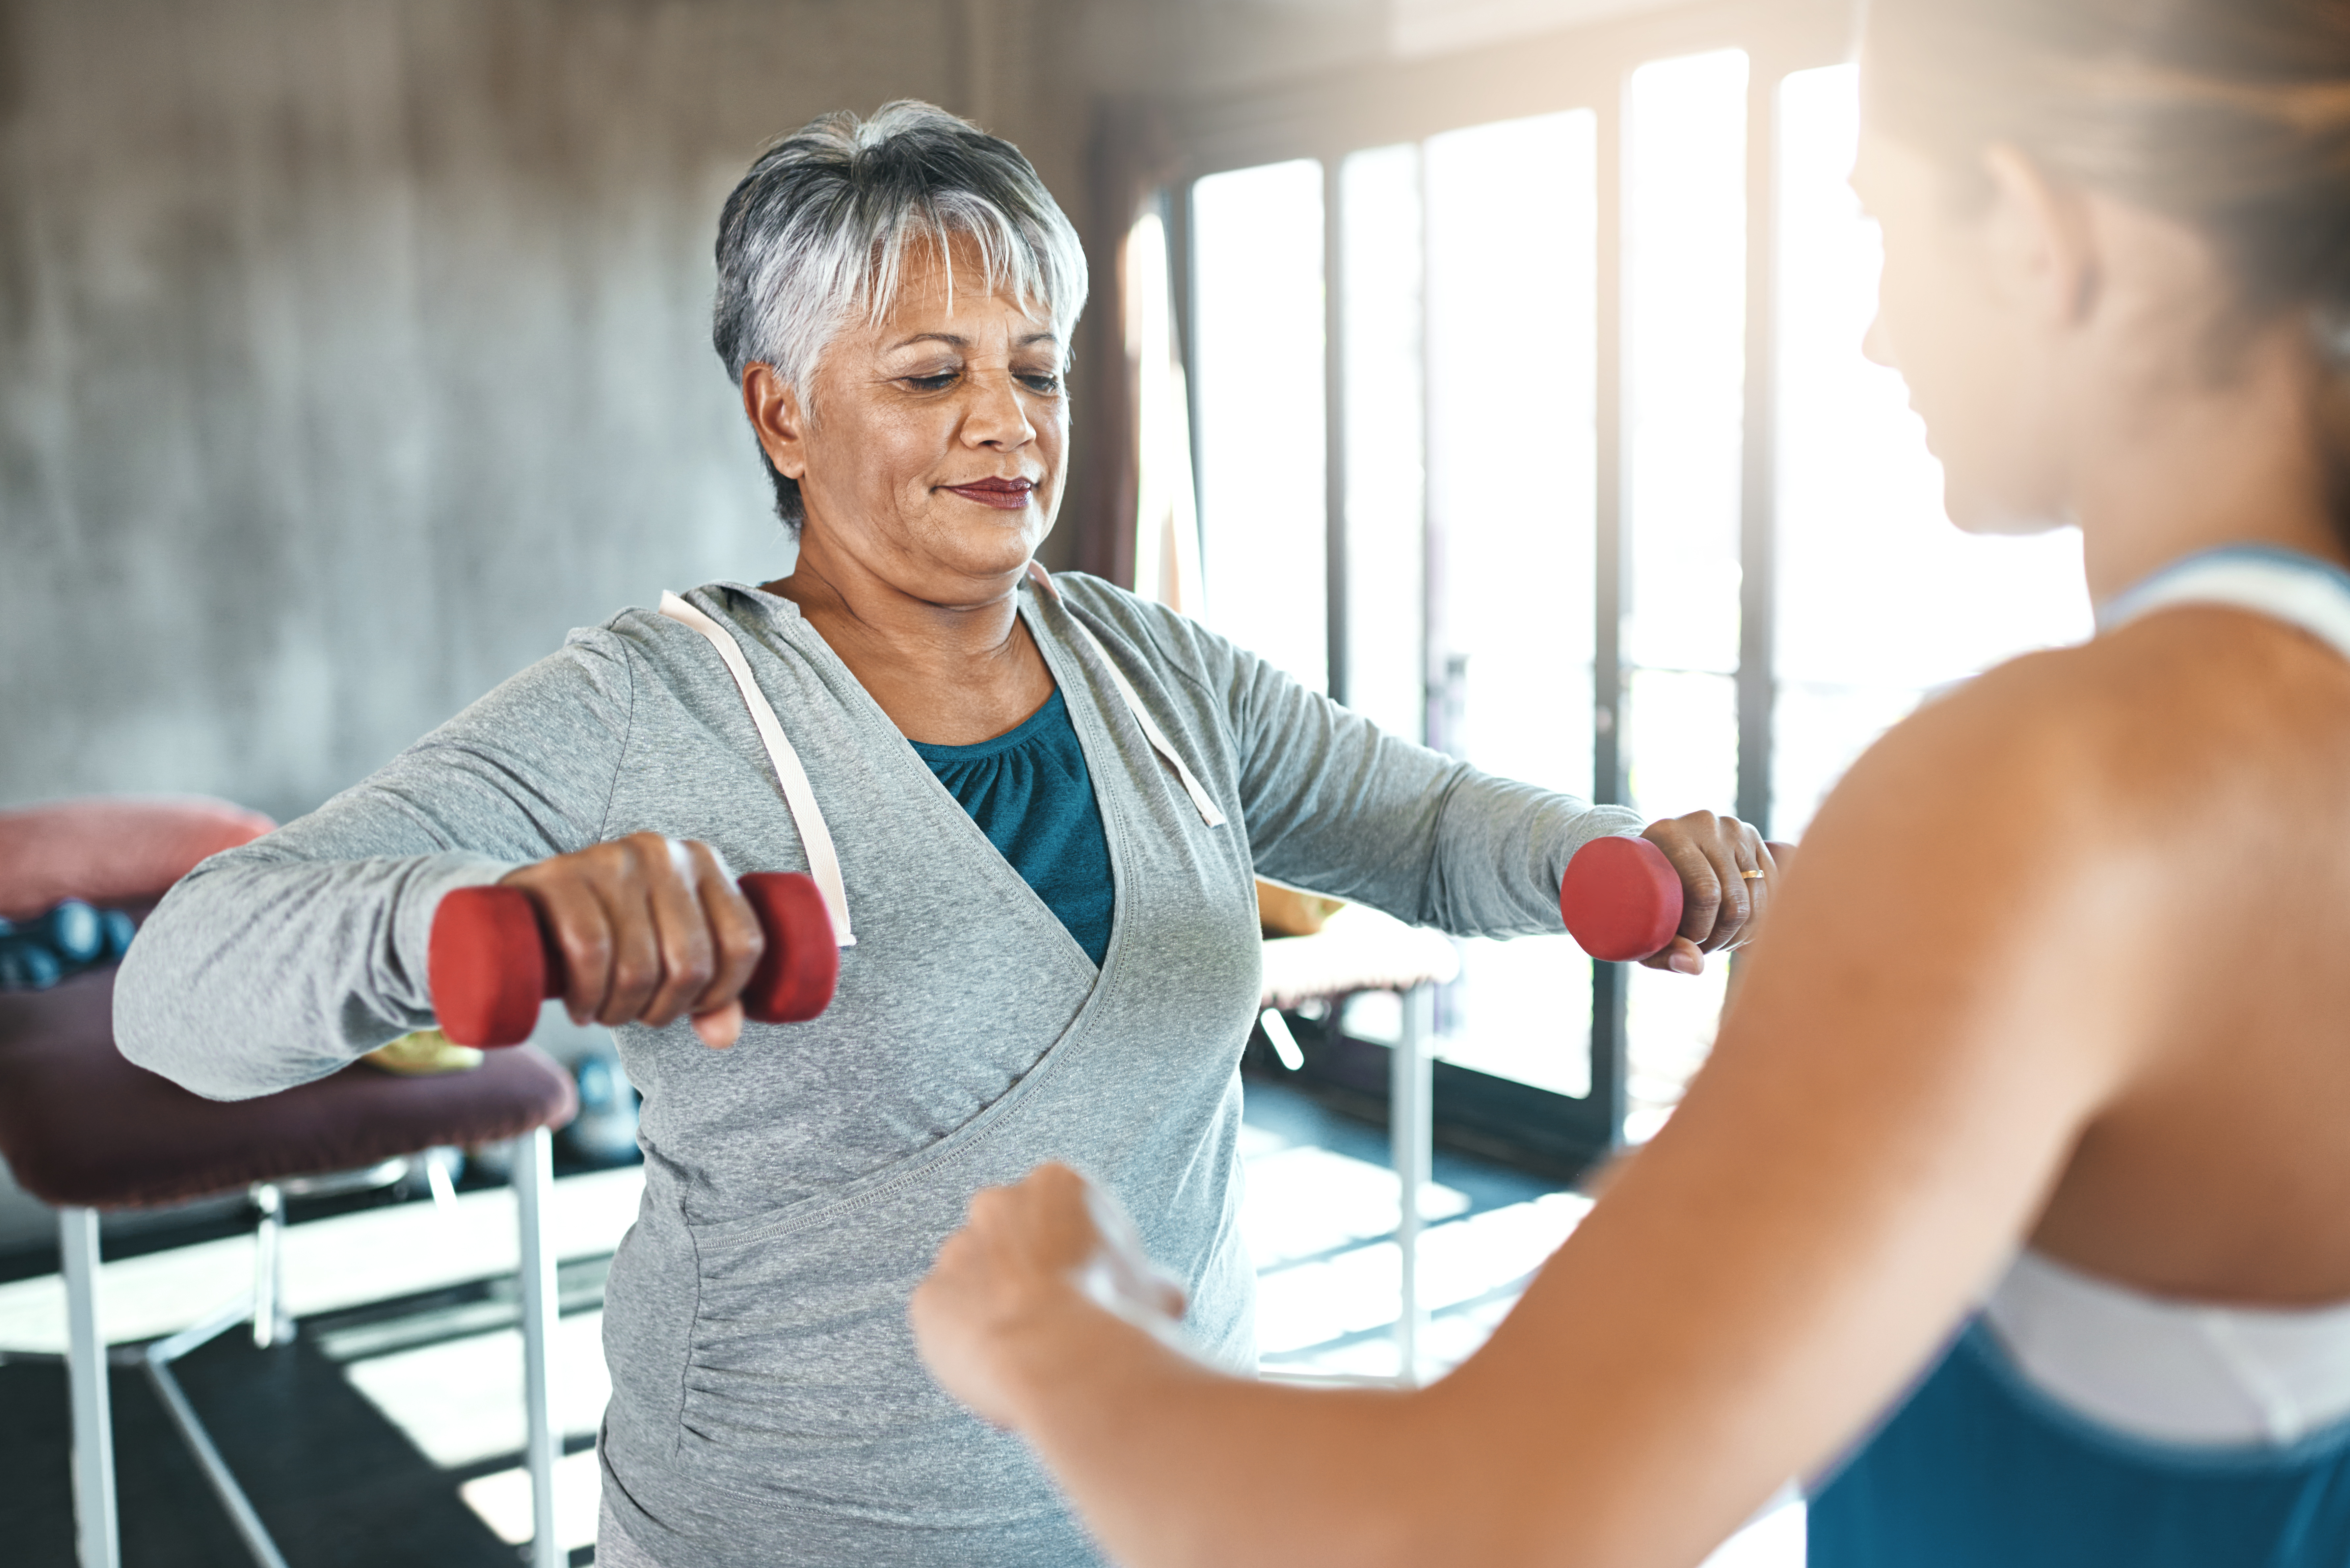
[963,370,1037,448]
[1862,312,1895,369]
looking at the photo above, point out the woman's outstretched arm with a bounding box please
[915,640,2177,1568]
[1061,580,1773,967]
[114,631,638,1097]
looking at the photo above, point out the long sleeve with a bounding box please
[115,630,638,1100]
[1059,578,1643,939]
[1227,647,1640,937]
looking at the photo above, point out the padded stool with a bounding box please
[0,963,578,1568]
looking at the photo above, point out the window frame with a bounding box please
[1174,0,1857,1177]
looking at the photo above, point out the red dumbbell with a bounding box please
[1559,836,1795,963]
[428,871,839,1047]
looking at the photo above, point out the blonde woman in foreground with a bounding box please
[909,1,2350,1563]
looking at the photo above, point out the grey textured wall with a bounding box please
[0,0,1099,823]
[0,0,1418,1247]
[0,0,1416,824]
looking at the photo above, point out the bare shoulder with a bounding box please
[1760,605,2350,1037]
[1835,605,2350,842]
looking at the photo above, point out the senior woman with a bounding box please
[117,102,1767,1566]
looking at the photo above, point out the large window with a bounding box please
[1191,159,1329,694]
[1618,49,1750,1139]
[1184,21,2092,1164]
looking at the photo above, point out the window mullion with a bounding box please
[1737,54,1782,836]
[1323,158,1349,708]
[1590,86,1629,1149]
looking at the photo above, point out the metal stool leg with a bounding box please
[514,1126,561,1568]
[250,1183,289,1349]
[61,1207,120,1568]
[140,1309,290,1568]
[1391,984,1434,1387]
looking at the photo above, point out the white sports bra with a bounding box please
[1989,544,2350,1448]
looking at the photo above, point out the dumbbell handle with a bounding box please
[1559,836,1796,963]
[428,871,839,1047]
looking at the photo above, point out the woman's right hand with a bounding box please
[496,832,766,1049]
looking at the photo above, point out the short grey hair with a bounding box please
[712,100,1090,529]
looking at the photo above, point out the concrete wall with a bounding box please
[0,0,1096,823]
[0,0,1414,825]
[0,0,1070,1248]
[0,0,1421,1247]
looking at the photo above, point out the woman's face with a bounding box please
[751,239,1068,599]
[1852,125,2072,536]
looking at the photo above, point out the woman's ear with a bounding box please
[1979,144,2101,333]
[741,363,810,480]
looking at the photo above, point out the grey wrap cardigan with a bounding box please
[117,572,1642,1566]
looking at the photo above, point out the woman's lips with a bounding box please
[943,478,1036,511]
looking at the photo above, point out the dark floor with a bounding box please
[0,1074,1563,1568]
[0,1332,561,1568]
[0,1263,607,1568]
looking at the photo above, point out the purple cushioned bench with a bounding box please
[0,967,574,1209]
[0,961,578,1568]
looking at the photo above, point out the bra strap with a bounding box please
[2103,545,2350,666]
[658,591,854,947]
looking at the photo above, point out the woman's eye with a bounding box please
[1019,373,1063,395]
[902,371,960,392]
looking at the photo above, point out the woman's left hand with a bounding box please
[912,1163,1185,1429]
[1638,812,1789,975]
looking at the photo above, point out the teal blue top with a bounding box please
[908,687,1114,966]
[1809,1320,2350,1566]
